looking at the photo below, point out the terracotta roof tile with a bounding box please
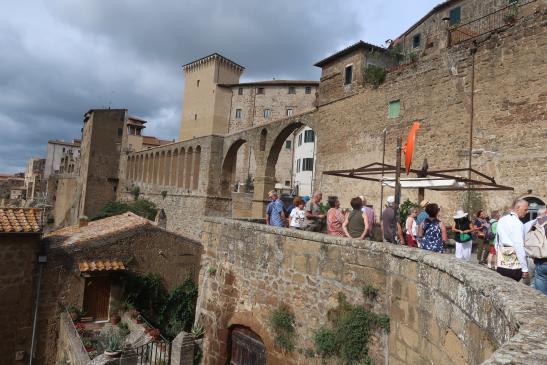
[45,212,151,247]
[0,208,42,233]
[79,260,126,273]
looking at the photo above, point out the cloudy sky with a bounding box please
[0,0,441,173]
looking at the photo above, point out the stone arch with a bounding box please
[192,146,201,191]
[143,154,149,183]
[220,139,247,196]
[266,121,305,173]
[259,128,267,151]
[227,326,266,365]
[520,195,546,223]
[165,150,172,186]
[153,152,160,184]
[177,148,186,187]
[171,149,179,186]
[185,147,193,189]
[159,151,166,185]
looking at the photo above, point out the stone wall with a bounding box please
[55,312,90,365]
[197,217,547,364]
[36,223,202,365]
[0,234,40,364]
[53,175,80,226]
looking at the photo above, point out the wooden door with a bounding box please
[229,326,266,365]
[83,276,111,321]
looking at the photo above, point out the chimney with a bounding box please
[79,216,89,228]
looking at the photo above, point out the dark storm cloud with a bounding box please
[0,0,440,172]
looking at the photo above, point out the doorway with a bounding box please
[82,276,111,321]
[229,326,266,365]
[522,196,546,223]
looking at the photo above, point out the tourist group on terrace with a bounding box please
[265,190,547,296]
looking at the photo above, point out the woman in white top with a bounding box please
[289,197,306,230]
[405,208,418,247]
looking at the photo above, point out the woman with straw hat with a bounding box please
[452,209,473,261]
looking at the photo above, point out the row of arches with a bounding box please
[126,146,202,190]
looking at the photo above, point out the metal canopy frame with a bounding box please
[322,162,514,191]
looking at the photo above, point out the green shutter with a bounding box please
[388,100,400,118]
[449,7,461,25]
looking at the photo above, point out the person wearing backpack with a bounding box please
[524,206,547,295]
[486,210,500,270]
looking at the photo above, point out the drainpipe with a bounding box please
[467,45,477,209]
[29,253,47,365]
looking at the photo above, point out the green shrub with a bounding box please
[93,198,157,221]
[269,307,296,352]
[314,328,337,358]
[363,65,387,88]
[399,199,420,224]
[130,186,140,200]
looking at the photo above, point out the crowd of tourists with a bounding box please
[265,190,547,295]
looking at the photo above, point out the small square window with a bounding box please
[238,87,243,95]
[288,86,296,94]
[286,108,293,117]
[284,180,290,186]
[388,100,401,119]
[285,140,292,149]
[194,114,198,120]
[344,65,353,85]
[302,158,314,171]
[235,109,242,119]
[196,80,200,87]
[412,33,421,48]
[257,87,265,95]
[304,130,315,143]
[263,109,271,118]
[305,86,312,94]
[449,7,461,25]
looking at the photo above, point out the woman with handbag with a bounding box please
[452,209,473,261]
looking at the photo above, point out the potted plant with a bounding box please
[67,305,82,322]
[110,314,121,325]
[191,323,205,345]
[104,332,123,357]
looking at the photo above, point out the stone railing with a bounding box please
[197,217,547,364]
[56,312,91,365]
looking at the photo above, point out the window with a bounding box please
[196,80,200,87]
[305,86,312,94]
[302,158,314,171]
[194,114,197,120]
[285,180,290,186]
[238,87,243,95]
[257,87,265,94]
[235,109,242,119]
[449,7,461,25]
[296,159,301,172]
[263,109,271,118]
[412,33,421,48]
[298,133,303,146]
[286,108,293,117]
[285,140,292,149]
[344,65,353,85]
[288,86,296,94]
[304,130,315,143]
[388,100,401,118]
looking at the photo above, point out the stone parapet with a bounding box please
[197,217,547,364]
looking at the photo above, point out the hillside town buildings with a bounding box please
[2,0,547,364]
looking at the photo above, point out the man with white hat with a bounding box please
[452,208,473,261]
[381,196,399,244]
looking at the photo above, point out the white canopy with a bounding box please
[381,177,467,189]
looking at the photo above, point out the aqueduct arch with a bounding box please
[220,139,249,197]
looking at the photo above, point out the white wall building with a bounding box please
[44,140,81,178]
[291,126,316,197]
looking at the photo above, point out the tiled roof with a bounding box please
[79,260,126,273]
[0,208,42,233]
[45,212,152,247]
[314,41,387,67]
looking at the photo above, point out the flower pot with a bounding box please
[104,350,122,358]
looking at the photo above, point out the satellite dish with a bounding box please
[403,122,420,175]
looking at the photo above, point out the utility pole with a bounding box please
[380,128,387,215]
[394,137,402,206]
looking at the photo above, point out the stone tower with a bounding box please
[179,53,244,141]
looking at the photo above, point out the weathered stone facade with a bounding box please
[35,214,202,364]
[197,217,547,364]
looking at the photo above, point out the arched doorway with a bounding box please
[228,326,266,365]
[221,139,249,196]
[522,196,546,223]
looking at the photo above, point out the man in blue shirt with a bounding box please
[266,190,286,227]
